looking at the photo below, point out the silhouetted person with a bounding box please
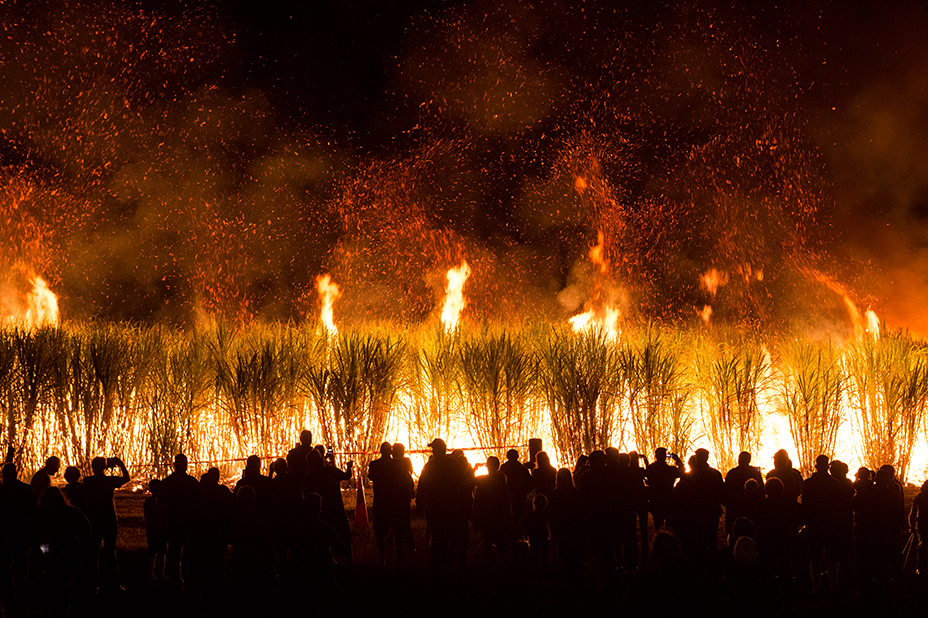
[33,486,91,616]
[450,449,476,570]
[729,534,766,616]
[573,454,590,484]
[802,454,841,593]
[532,451,557,501]
[391,443,415,555]
[719,515,762,610]
[909,480,928,577]
[614,451,641,572]
[30,456,61,499]
[548,467,583,578]
[393,443,413,477]
[368,442,405,566]
[416,438,469,574]
[755,477,798,583]
[159,453,200,585]
[724,451,763,532]
[523,493,549,576]
[286,429,314,482]
[291,492,346,609]
[629,452,650,552]
[144,479,167,580]
[686,448,724,567]
[269,457,299,576]
[665,479,699,562]
[646,448,684,534]
[193,467,234,599]
[473,456,512,558]
[302,450,353,568]
[229,485,275,612]
[854,467,878,584]
[0,461,36,601]
[730,478,763,534]
[83,455,129,592]
[500,449,532,536]
[630,527,699,614]
[235,455,273,512]
[766,449,802,503]
[872,464,905,582]
[61,466,86,514]
[577,450,615,573]
[829,459,854,586]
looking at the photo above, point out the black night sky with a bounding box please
[2,0,928,333]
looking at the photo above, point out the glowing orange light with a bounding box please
[589,230,608,275]
[699,268,728,297]
[441,261,471,332]
[316,274,340,336]
[25,277,59,328]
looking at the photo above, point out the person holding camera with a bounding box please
[84,455,129,593]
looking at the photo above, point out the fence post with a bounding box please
[528,438,543,465]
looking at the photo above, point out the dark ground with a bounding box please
[4,488,928,616]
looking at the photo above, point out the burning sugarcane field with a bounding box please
[2,0,928,615]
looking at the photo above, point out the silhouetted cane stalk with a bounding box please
[456,327,537,457]
[537,325,621,466]
[845,324,928,482]
[12,326,58,469]
[694,334,768,473]
[403,323,462,450]
[623,323,695,459]
[777,338,845,477]
[323,329,406,474]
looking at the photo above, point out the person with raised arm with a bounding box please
[303,449,354,569]
[83,455,129,593]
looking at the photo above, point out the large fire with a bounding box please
[568,230,621,340]
[2,276,59,329]
[316,274,340,336]
[440,261,471,332]
[2,2,928,487]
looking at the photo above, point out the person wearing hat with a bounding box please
[416,438,469,573]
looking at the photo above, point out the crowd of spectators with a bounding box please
[2,432,927,615]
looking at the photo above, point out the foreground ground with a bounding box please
[4,487,928,616]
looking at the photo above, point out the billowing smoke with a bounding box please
[1,1,924,333]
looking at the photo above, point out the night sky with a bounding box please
[2,0,928,333]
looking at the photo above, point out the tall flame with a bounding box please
[568,305,620,340]
[568,230,620,340]
[441,261,471,332]
[866,308,880,340]
[3,276,59,329]
[316,274,340,336]
[25,277,59,329]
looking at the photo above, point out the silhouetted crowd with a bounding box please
[3,432,928,616]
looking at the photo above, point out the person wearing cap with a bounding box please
[416,438,469,573]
